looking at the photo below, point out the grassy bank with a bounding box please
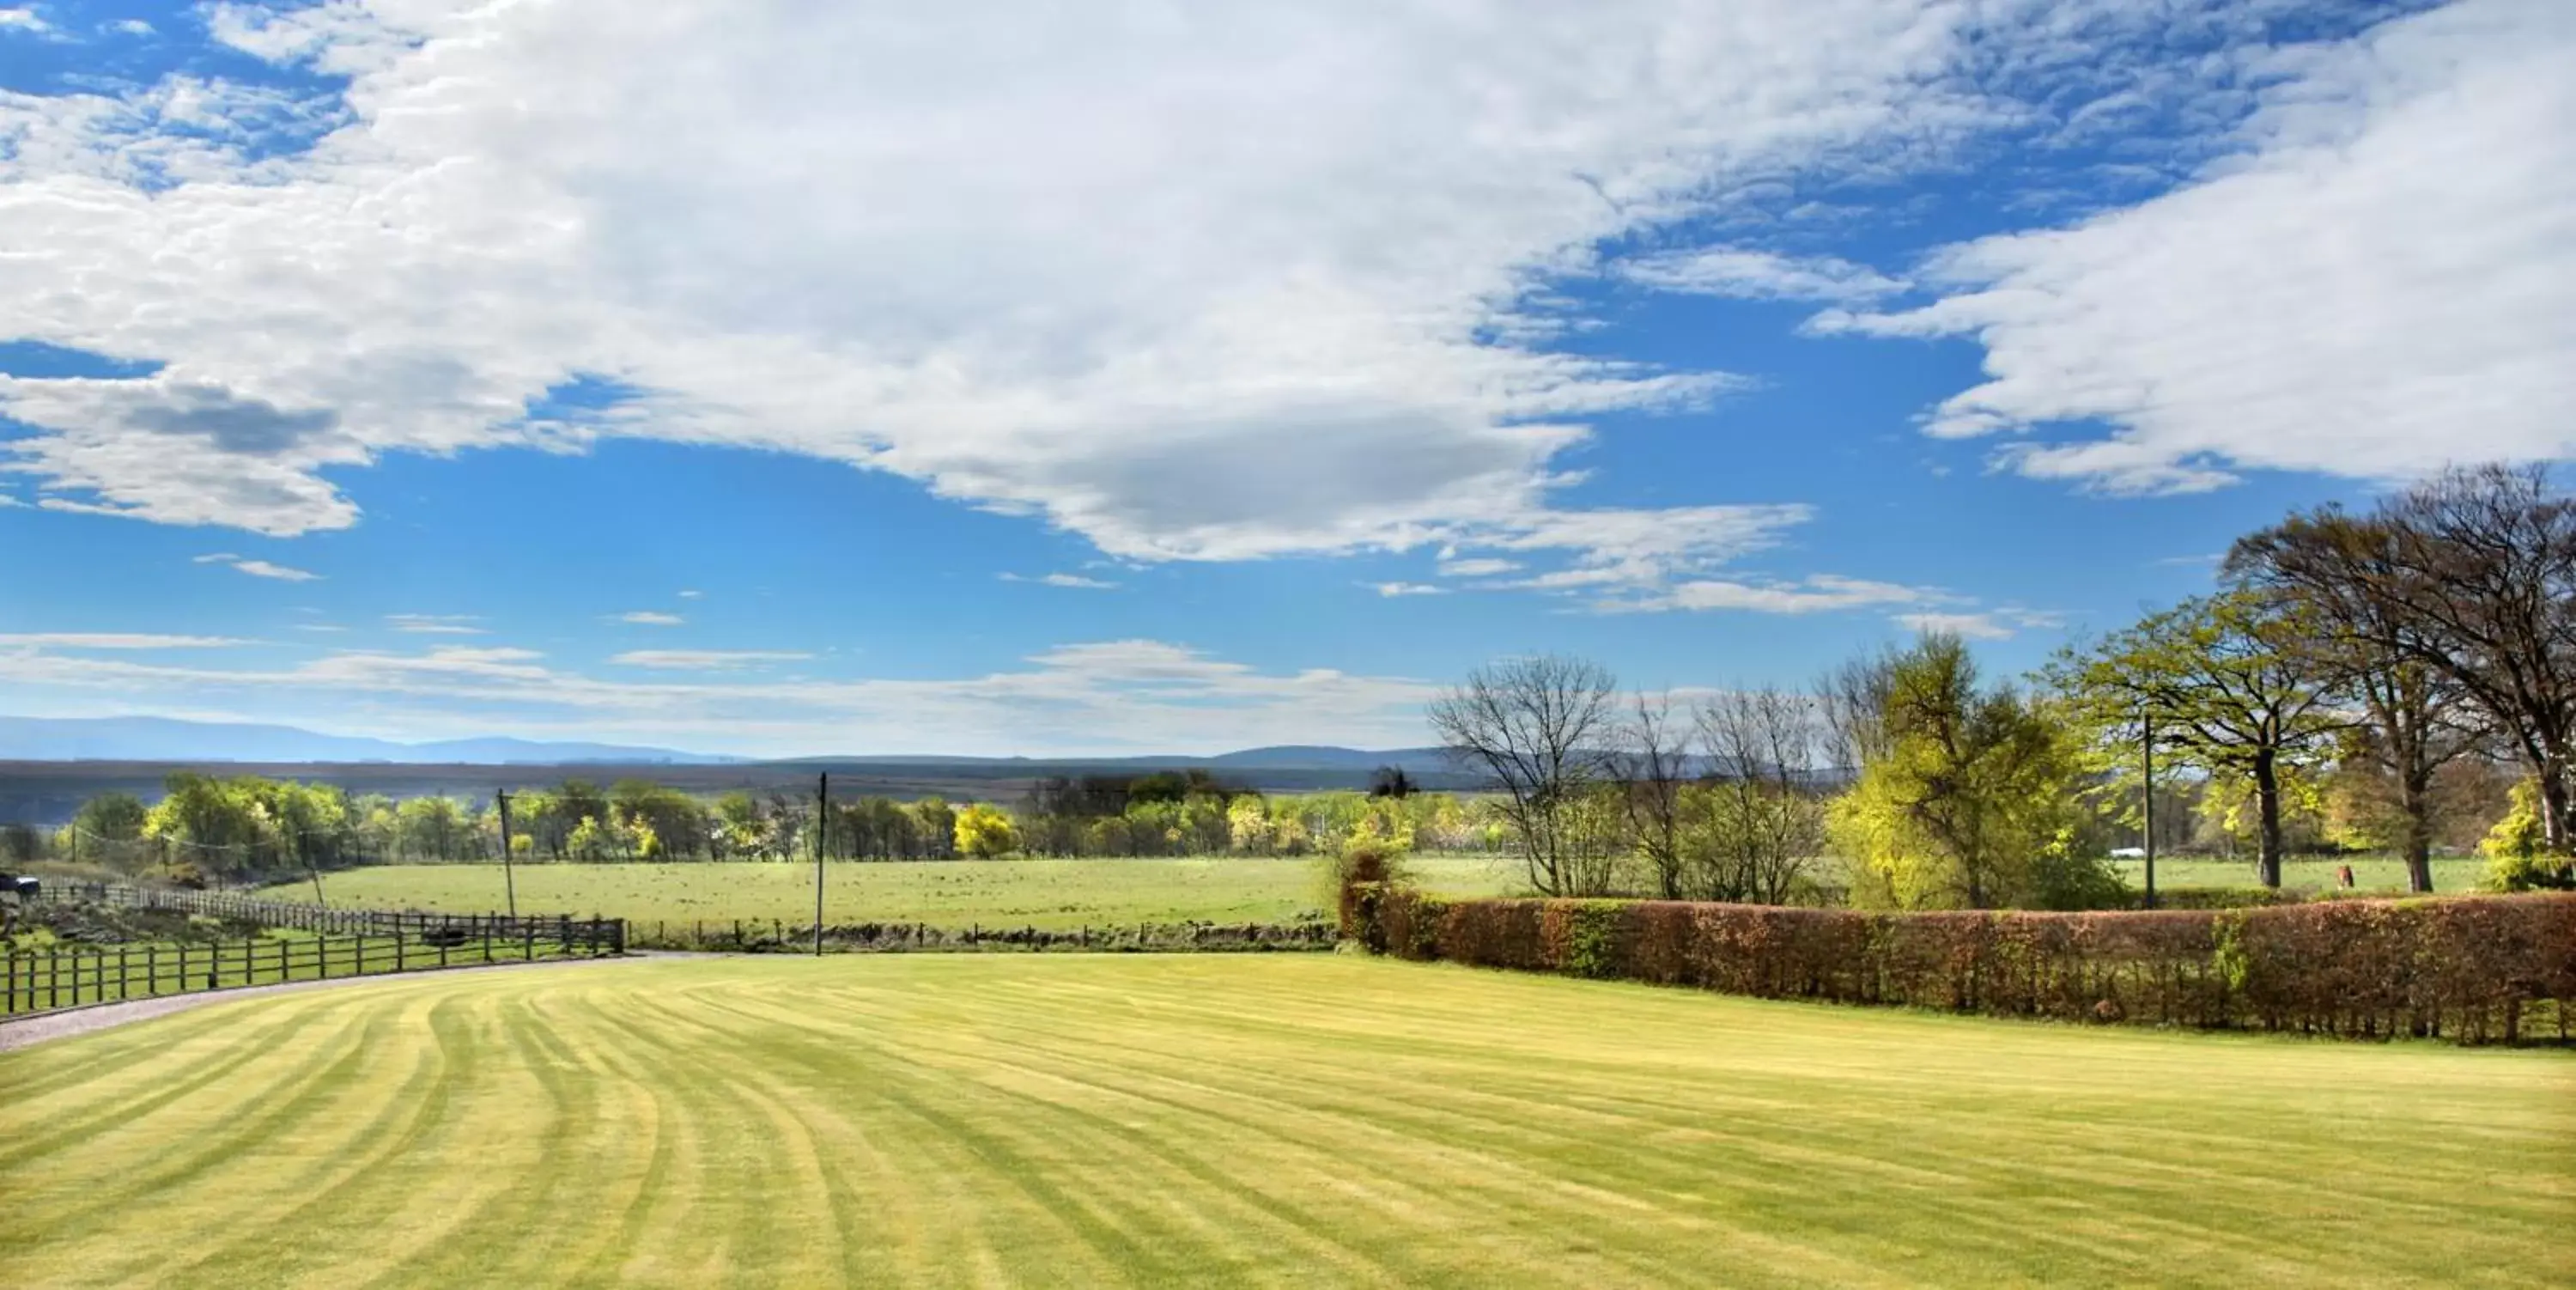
[3,955,2570,1287]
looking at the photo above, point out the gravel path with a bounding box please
[0,954,658,1054]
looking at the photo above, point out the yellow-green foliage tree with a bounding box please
[954,802,1019,859]
[2482,779,2575,890]
[1829,634,2117,910]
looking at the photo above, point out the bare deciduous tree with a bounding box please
[1429,654,1619,897]
[1616,691,1692,899]
[1694,686,1826,904]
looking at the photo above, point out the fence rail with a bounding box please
[3,882,624,1019]
[32,882,612,946]
[2,922,622,1019]
[628,916,1335,954]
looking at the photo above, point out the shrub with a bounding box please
[2148,886,2306,910]
[1354,891,2576,1044]
[2486,851,2576,893]
[1326,835,1411,947]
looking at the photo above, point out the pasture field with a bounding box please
[261,855,1522,930]
[2112,855,2490,894]
[2,956,2569,1287]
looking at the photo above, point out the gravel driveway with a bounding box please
[0,953,656,1054]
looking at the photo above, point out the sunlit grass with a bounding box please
[3,954,2568,1287]
[265,855,1524,932]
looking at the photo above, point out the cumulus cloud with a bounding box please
[1619,247,1908,303]
[0,0,1992,587]
[1826,0,2576,492]
[0,636,1443,755]
[0,9,49,34]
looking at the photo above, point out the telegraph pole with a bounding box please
[495,789,519,920]
[813,771,829,957]
[2141,711,2158,911]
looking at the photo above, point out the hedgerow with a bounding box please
[1346,887,2576,1044]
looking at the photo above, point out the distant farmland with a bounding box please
[268,855,1522,931]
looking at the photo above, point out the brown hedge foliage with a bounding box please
[1353,889,2576,1044]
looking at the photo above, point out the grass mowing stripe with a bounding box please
[165,995,474,1286]
[641,989,1174,1285]
[3,956,2568,1288]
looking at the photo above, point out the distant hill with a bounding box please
[786,745,1457,775]
[0,715,738,765]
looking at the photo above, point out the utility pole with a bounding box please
[2142,711,2157,911]
[495,789,519,920]
[814,771,829,957]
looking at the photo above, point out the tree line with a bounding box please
[19,768,1506,883]
[1433,463,2573,907]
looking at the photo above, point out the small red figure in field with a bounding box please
[2337,864,2355,889]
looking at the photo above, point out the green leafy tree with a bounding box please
[1831,634,2113,910]
[2053,591,2347,888]
[63,791,148,867]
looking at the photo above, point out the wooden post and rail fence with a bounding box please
[3,884,624,1019]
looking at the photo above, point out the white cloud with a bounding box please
[0,636,1443,756]
[0,9,49,34]
[610,649,813,671]
[0,493,23,508]
[0,633,250,649]
[113,19,155,36]
[1607,574,1945,615]
[1435,557,1520,579]
[1893,611,2012,641]
[386,613,483,636]
[1619,247,1907,303]
[1893,606,2066,640]
[1483,504,1814,593]
[0,0,1988,580]
[1826,0,2576,492]
[615,611,686,626]
[999,573,1117,590]
[676,589,702,599]
[211,557,320,581]
[1370,581,1446,598]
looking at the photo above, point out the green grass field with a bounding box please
[2113,855,2491,894]
[264,855,1523,930]
[3,955,2568,1287]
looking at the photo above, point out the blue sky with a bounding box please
[1,0,2568,756]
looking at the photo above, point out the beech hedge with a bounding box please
[1352,888,2576,1044]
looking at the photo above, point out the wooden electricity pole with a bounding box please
[495,789,519,920]
[2142,711,2158,911]
[814,772,829,957]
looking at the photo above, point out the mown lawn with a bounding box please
[260,855,1522,930]
[2,955,2568,1287]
